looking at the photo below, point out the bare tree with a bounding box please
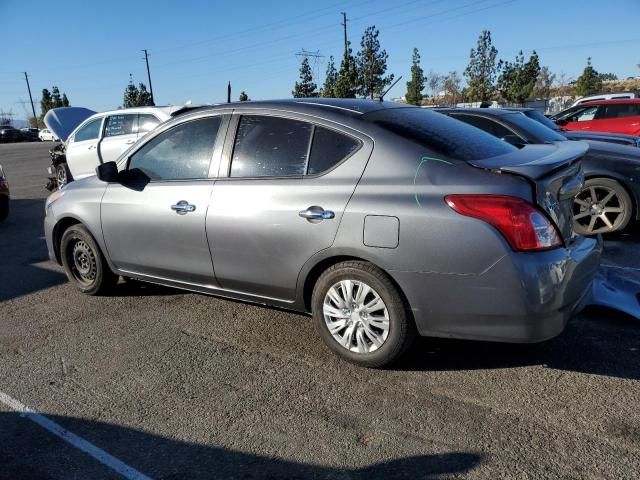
[427,70,442,98]
[442,71,462,105]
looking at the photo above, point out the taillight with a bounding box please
[445,194,562,252]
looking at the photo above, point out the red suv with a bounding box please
[555,99,640,136]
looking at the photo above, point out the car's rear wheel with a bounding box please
[573,178,632,235]
[56,162,72,189]
[60,224,117,295]
[311,260,415,368]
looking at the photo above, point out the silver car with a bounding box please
[44,99,601,367]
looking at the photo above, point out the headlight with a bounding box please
[45,190,65,210]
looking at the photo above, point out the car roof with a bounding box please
[580,99,640,106]
[434,107,519,117]
[176,98,410,119]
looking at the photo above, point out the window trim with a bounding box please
[124,115,228,183]
[221,112,364,181]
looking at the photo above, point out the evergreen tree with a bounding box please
[136,83,153,106]
[61,93,70,107]
[464,30,501,101]
[405,48,425,105]
[51,86,63,107]
[598,72,618,82]
[40,89,52,117]
[239,91,249,101]
[355,26,394,99]
[575,58,603,96]
[292,58,318,98]
[122,75,154,107]
[320,56,338,98]
[334,43,358,98]
[497,50,540,104]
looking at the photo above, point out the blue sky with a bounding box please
[1,0,639,120]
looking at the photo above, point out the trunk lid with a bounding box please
[44,107,96,142]
[468,141,588,243]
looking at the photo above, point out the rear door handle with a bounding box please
[88,144,96,150]
[299,206,335,222]
[171,200,196,215]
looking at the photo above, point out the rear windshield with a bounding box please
[364,107,515,161]
[522,109,561,131]
[504,112,567,143]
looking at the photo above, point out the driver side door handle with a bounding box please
[171,200,196,215]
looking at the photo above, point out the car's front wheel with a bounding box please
[56,162,72,189]
[60,224,117,295]
[311,260,415,368]
[573,178,632,235]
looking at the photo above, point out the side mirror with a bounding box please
[501,134,526,148]
[556,118,568,126]
[96,161,118,182]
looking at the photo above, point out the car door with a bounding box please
[101,114,228,286]
[65,117,104,180]
[586,103,640,135]
[99,113,138,163]
[563,105,600,131]
[207,112,372,301]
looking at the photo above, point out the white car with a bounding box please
[38,128,59,142]
[44,106,173,186]
[570,92,636,108]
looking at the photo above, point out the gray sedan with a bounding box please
[44,99,601,367]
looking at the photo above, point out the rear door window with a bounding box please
[230,116,313,177]
[598,104,640,119]
[104,114,136,137]
[365,107,515,161]
[307,127,361,175]
[137,114,161,134]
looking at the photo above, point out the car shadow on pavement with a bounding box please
[0,198,67,302]
[398,306,640,380]
[0,413,482,480]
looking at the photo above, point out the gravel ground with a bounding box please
[0,142,639,479]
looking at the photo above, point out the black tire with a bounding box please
[60,224,118,295]
[0,196,8,223]
[573,178,633,236]
[56,162,72,189]
[311,260,416,368]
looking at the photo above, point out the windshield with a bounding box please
[522,110,561,131]
[503,112,567,143]
[364,107,516,161]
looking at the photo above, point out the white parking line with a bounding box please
[0,390,153,480]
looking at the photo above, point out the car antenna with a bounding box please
[377,76,402,102]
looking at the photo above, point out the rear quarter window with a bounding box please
[365,107,515,161]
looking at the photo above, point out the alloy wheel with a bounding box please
[56,164,67,189]
[322,280,390,354]
[573,185,626,234]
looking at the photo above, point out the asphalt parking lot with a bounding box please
[1,142,639,479]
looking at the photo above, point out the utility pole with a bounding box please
[142,49,155,106]
[22,72,37,126]
[227,81,231,103]
[340,12,349,67]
